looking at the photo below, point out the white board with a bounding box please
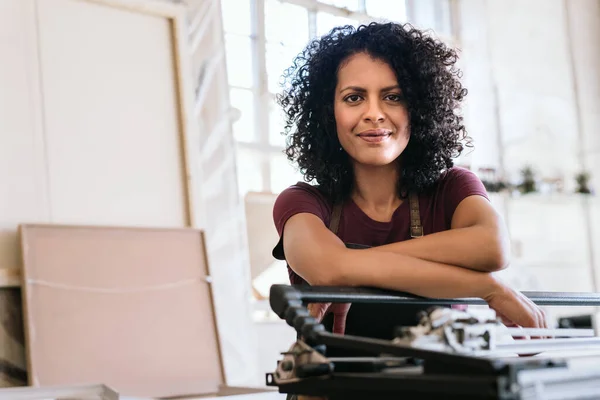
[36,0,190,227]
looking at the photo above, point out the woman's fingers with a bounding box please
[490,289,551,341]
[487,287,541,329]
[306,303,350,334]
[307,302,331,322]
[332,303,351,334]
[495,311,516,327]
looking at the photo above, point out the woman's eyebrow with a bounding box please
[339,84,401,94]
[339,85,366,93]
[381,85,402,92]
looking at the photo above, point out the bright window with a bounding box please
[365,0,407,21]
[229,87,256,142]
[224,34,254,89]
[316,12,360,36]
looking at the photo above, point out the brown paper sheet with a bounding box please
[19,224,224,398]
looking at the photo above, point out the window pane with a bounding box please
[225,34,254,88]
[220,0,252,35]
[409,0,452,35]
[265,0,309,45]
[319,0,360,11]
[365,0,407,22]
[316,12,360,37]
[434,0,452,37]
[229,88,257,142]
[265,41,305,93]
[269,98,287,147]
[270,153,304,194]
[236,148,264,195]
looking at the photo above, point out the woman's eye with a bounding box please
[385,94,404,102]
[345,95,362,103]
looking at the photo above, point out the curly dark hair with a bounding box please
[277,22,471,201]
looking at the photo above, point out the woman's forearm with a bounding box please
[333,247,498,300]
[371,226,510,272]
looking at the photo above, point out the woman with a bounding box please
[271,22,546,352]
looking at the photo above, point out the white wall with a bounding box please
[0,0,198,387]
[0,0,192,272]
[568,0,600,189]
[0,0,49,273]
[459,0,595,187]
[457,0,600,321]
[0,0,260,388]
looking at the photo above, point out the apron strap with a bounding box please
[329,201,343,235]
[409,192,423,238]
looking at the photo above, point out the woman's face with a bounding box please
[333,52,410,168]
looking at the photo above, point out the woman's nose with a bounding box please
[363,100,385,122]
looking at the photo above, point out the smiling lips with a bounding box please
[357,128,393,143]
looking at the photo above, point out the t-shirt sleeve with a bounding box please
[271,184,330,260]
[443,167,490,222]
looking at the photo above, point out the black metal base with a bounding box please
[266,285,600,399]
[267,352,566,400]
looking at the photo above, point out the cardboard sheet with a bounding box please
[19,224,224,398]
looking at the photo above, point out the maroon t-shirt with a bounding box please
[272,166,489,285]
[271,166,489,349]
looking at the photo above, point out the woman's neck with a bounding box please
[351,162,402,222]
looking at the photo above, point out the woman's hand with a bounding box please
[307,302,351,334]
[483,277,548,329]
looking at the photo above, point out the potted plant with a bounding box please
[518,165,537,194]
[575,171,592,194]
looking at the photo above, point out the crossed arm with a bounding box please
[282,194,510,293]
[371,195,511,272]
[282,195,546,330]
